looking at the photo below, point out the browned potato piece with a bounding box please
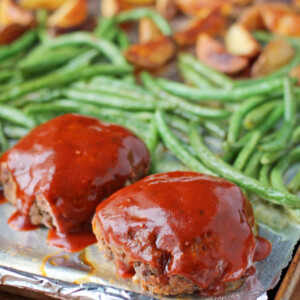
[0,0,35,45]
[0,0,34,27]
[174,11,225,46]
[100,0,123,18]
[175,0,231,16]
[0,24,29,45]
[231,0,253,5]
[139,18,162,44]
[47,0,88,29]
[156,0,177,20]
[196,34,249,75]
[124,36,176,69]
[225,23,260,58]
[260,4,300,37]
[122,0,154,4]
[19,0,65,10]
[251,39,295,78]
[238,5,265,30]
[290,65,300,85]
[293,0,300,9]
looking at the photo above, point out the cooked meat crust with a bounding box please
[92,172,259,296]
[0,114,150,235]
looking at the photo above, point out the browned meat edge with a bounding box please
[92,217,246,296]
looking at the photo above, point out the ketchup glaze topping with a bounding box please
[93,172,271,295]
[0,114,149,251]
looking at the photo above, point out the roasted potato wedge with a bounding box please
[100,0,123,18]
[260,4,300,37]
[122,0,154,4]
[0,0,34,27]
[0,0,35,45]
[0,24,29,45]
[175,0,231,16]
[251,39,295,78]
[196,34,249,75]
[124,36,176,69]
[156,0,177,20]
[139,18,162,44]
[225,23,260,58]
[238,5,265,30]
[174,10,225,46]
[19,0,65,10]
[231,0,253,5]
[47,0,88,29]
[290,65,300,85]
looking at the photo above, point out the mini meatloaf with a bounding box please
[92,171,271,296]
[0,114,149,239]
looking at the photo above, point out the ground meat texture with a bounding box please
[0,114,150,238]
[92,172,271,296]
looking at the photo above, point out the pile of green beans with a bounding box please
[0,7,299,223]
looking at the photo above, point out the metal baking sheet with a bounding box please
[0,0,299,298]
[0,197,299,300]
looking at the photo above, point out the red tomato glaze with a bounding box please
[0,114,149,251]
[93,172,271,295]
[0,189,6,204]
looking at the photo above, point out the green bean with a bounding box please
[24,100,84,115]
[166,114,190,133]
[24,99,153,121]
[178,53,233,89]
[0,64,133,102]
[189,124,300,208]
[261,121,294,153]
[253,30,300,48]
[74,82,155,101]
[141,72,231,119]
[0,104,35,128]
[233,130,261,171]
[288,168,300,193]
[0,70,17,83]
[91,76,147,94]
[0,52,25,69]
[292,126,300,144]
[3,124,29,139]
[178,62,214,89]
[233,101,284,150]
[270,147,300,192]
[36,9,48,43]
[155,110,214,175]
[11,89,62,108]
[95,18,116,37]
[0,30,37,62]
[115,8,172,36]
[102,26,119,42]
[261,150,285,165]
[259,164,272,185]
[260,78,295,152]
[146,119,159,155]
[227,96,266,145]
[117,30,130,51]
[0,123,9,152]
[244,151,263,178]
[203,121,226,139]
[19,47,86,75]
[57,49,99,72]
[261,125,300,165]
[63,88,165,111]
[44,32,128,65]
[157,77,285,102]
[235,53,300,87]
[243,100,280,130]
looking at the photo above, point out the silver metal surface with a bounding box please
[0,200,299,300]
